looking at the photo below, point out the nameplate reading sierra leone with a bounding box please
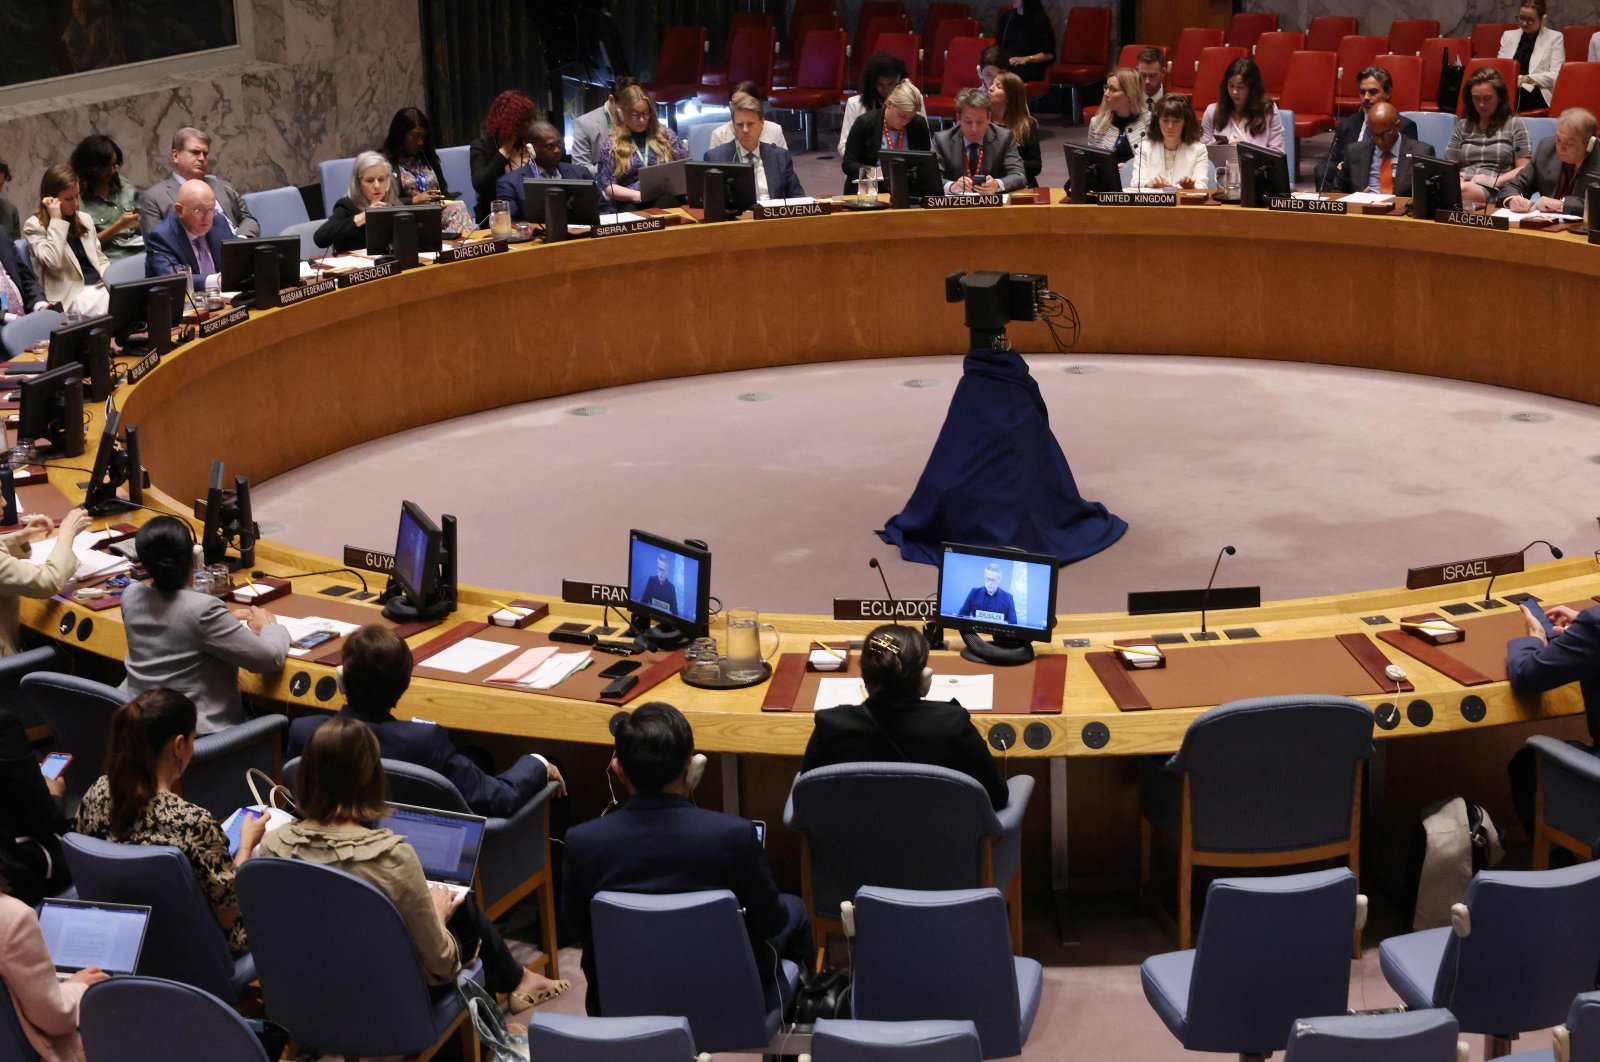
[1437,209,1508,230]
[1267,196,1347,214]
[279,278,336,306]
[832,598,938,622]
[125,349,161,385]
[198,306,248,337]
[1405,550,1522,590]
[753,201,834,219]
[594,217,666,238]
[922,193,1004,209]
[336,260,398,287]
[437,239,508,263]
[343,545,396,575]
[1095,191,1177,206]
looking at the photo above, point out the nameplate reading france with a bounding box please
[198,306,248,338]
[1095,191,1177,207]
[438,239,508,264]
[1405,550,1522,590]
[562,580,630,606]
[1437,209,1509,230]
[833,598,938,622]
[594,217,666,238]
[336,261,398,287]
[753,201,833,219]
[343,545,396,575]
[125,349,161,386]
[279,278,337,306]
[1267,196,1347,215]
[922,193,1004,209]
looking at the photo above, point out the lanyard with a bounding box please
[965,143,985,179]
[883,117,904,150]
[638,143,652,167]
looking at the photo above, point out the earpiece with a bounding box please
[1354,893,1368,933]
[334,664,344,695]
[1589,135,1597,153]
[919,666,934,697]
[840,899,857,939]
[1449,902,1471,938]
[685,752,707,790]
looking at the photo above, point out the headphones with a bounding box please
[603,750,706,813]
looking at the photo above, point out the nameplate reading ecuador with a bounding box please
[343,545,396,575]
[125,349,161,386]
[336,261,398,287]
[438,239,508,264]
[1095,191,1177,207]
[923,194,1004,209]
[1405,550,1522,590]
[198,306,248,338]
[1436,209,1509,230]
[278,278,337,306]
[1267,196,1347,215]
[753,201,834,219]
[594,217,666,239]
[562,580,630,606]
[833,598,938,622]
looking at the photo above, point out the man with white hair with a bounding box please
[139,126,258,238]
[144,179,234,286]
[1499,107,1600,215]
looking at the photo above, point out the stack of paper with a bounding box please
[487,646,559,684]
[1340,192,1394,204]
[597,211,647,225]
[423,637,519,673]
[30,534,131,580]
[757,197,819,207]
[1492,207,1583,222]
[521,651,593,690]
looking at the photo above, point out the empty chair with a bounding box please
[1307,16,1360,54]
[924,35,994,119]
[778,14,843,85]
[100,253,145,286]
[316,156,355,217]
[529,1013,702,1062]
[923,2,971,38]
[810,1017,983,1061]
[1420,37,1472,111]
[1227,11,1277,50]
[1389,19,1441,56]
[1375,54,1425,113]
[851,14,911,81]
[1045,5,1114,115]
[1189,45,1248,116]
[1336,35,1392,114]
[1540,62,1600,119]
[1473,22,1519,58]
[698,24,777,104]
[239,186,310,238]
[701,11,774,91]
[281,219,325,259]
[1255,31,1305,98]
[79,975,271,1062]
[769,28,848,150]
[1143,869,1359,1057]
[640,26,707,127]
[1169,27,1225,93]
[237,857,481,1060]
[851,887,1040,1060]
[1503,990,1600,1061]
[590,890,800,1055]
[1,309,63,359]
[1284,1010,1462,1061]
[1527,734,1600,869]
[1379,861,1600,1058]
[1403,109,1458,156]
[1279,50,1341,141]
[1564,25,1600,64]
[435,144,476,221]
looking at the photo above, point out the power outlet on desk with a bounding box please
[987,723,1017,752]
[1223,628,1260,640]
[1441,602,1481,616]
[1151,633,1188,645]
[318,585,354,597]
[1361,615,1391,626]
[1061,638,1090,648]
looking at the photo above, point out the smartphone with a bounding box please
[599,660,642,680]
[224,808,263,857]
[40,752,72,780]
[291,629,337,651]
[751,819,767,847]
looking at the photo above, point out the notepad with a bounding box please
[813,676,868,710]
[486,646,559,684]
[1340,192,1394,204]
[230,583,279,601]
[597,211,647,225]
[927,673,994,712]
[278,616,361,656]
[425,637,519,674]
[30,533,129,579]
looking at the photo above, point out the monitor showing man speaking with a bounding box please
[937,546,1054,634]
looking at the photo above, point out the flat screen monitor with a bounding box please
[38,899,151,976]
[1237,143,1291,207]
[627,529,710,636]
[18,364,83,453]
[219,236,301,292]
[46,313,113,375]
[392,500,441,606]
[365,204,444,254]
[685,160,758,211]
[1409,154,1464,220]
[878,148,946,199]
[1063,143,1124,203]
[523,178,601,227]
[937,542,1058,644]
[107,274,189,341]
[84,407,122,509]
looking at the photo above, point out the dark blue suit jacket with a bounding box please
[0,226,45,310]
[704,141,807,200]
[494,161,596,221]
[287,707,549,818]
[1507,606,1600,743]
[562,792,784,1014]
[144,211,234,279]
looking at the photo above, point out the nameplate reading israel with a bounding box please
[1267,196,1347,214]
[753,201,833,219]
[1405,550,1522,590]
[198,306,248,338]
[336,260,398,287]
[922,193,1004,209]
[562,580,630,606]
[833,598,938,622]
[1437,209,1508,230]
[343,545,396,575]
[279,278,336,306]
[125,349,161,386]
[594,217,665,238]
[438,239,508,264]
[1095,191,1177,206]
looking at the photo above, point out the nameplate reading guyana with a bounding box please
[336,261,398,287]
[125,349,161,386]
[1436,209,1509,230]
[594,217,666,238]
[1406,550,1522,590]
[343,545,396,574]
[753,202,834,219]
[198,306,248,338]
[923,194,1004,209]
[832,598,938,621]
[1095,191,1177,206]
[1267,196,1347,215]
[562,580,630,606]
[438,239,508,264]
[279,278,337,306]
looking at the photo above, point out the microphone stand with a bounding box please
[1482,539,1563,607]
[1196,544,1236,638]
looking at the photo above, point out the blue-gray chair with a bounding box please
[317,156,356,216]
[240,186,311,238]
[851,887,1041,1060]
[1522,117,1559,148]
[1142,868,1359,1058]
[785,762,1034,962]
[14,238,31,273]
[1380,861,1600,1058]
[1283,1010,1463,1061]
[101,253,146,287]
[0,978,40,1061]
[1527,735,1600,869]
[528,1013,704,1061]
[1402,110,1456,157]
[21,672,122,803]
[0,643,65,732]
[438,145,477,220]
[810,1017,984,1061]
[1279,108,1298,181]
[60,833,255,1003]
[591,889,801,1055]
[181,713,291,819]
[687,122,718,161]
[237,857,482,1060]
[80,975,271,1062]
[1,310,63,359]
[281,219,325,259]
[1140,694,1373,948]
[1505,990,1600,1061]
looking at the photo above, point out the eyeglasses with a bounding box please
[1516,14,1539,24]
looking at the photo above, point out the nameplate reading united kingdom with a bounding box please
[1267,196,1347,214]
[337,261,398,287]
[1095,191,1177,206]
[923,193,1004,209]
[279,278,336,306]
[753,201,833,219]
[832,598,938,621]
[198,306,248,338]
[1405,551,1522,590]
[1437,209,1508,230]
[343,545,396,575]
[437,239,508,264]
[594,217,666,238]
[125,348,161,385]
[562,580,630,606]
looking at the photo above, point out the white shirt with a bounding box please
[737,145,769,200]
[709,119,787,152]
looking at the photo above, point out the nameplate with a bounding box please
[438,239,508,263]
[279,278,337,306]
[1267,195,1347,215]
[832,598,938,622]
[343,545,396,575]
[1406,551,1522,590]
[1095,191,1177,207]
[922,193,1004,209]
[753,201,834,219]
[336,261,398,287]
[196,306,248,338]
[562,579,630,606]
[1436,209,1508,230]
[125,348,161,386]
[594,217,666,238]
[1588,226,1600,245]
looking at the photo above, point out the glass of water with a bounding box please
[858,166,880,199]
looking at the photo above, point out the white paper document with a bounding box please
[597,211,647,224]
[757,197,818,207]
[521,650,592,690]
[423,637,519,674]
[30,534,130,580]
[278,616,361,657]
[812,676,868,710]
[926,673,995,712]
[1492,207,1583,222]
[1339,192,1394,204]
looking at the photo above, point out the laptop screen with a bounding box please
[380,802,485,888]
[38,900,150,975]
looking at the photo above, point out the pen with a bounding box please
[491,599,531,617]
[810,640,845,658]
[1115,645,1163,658]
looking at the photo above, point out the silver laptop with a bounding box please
[638,159,688,202]
[38,898,151,982]
[379,801,486,900]
[1206,143,1239,170]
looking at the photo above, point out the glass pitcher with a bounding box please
[721,608,780,682]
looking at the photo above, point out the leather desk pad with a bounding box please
[408,622,683,706]
[763,651,1066,714]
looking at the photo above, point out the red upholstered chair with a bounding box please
[769,28,847,149]
[862,30,921,91]
[698,25,776,104]
[921,17,979,90]
[1280,49,1338,139]
[1334,35,1391,114]
[923,2,971,36]
[849,14,911,82]
[701,12,774,90]
[1046,5,1115,117]
[789,0,835,29]
[925,35,993,119]
[1305,16,1359,54]
[1373,54,1424,113]
[1471,22,1517,58]
[1564,25,1600,63]
[1189,45,1248,116]
[1226,11,1277,50]
[1528,61,1600,119]
[1458,56,1518,116]
[1254,31,1304,99]
[776,14,841,86]
[1083,45,1164,121]
[1387,18,1440,56]
[1169,27,1225,93]
[1419,37,1470,111]
[640,26,706,128]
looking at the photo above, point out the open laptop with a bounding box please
[37,898,151,982]
[379,801,486,901]
[638,159,687,203]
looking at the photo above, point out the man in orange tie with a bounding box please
[1336,103,1434,196]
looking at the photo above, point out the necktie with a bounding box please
[192,236,214,278]
[1378,148,1393,194]
[967,143,980,175]
[1556,162,1576,200]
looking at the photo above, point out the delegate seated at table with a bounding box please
[956,564,1018,625]
[932,87,1027,195]
[1336,103,1436,197]
[1498,107,1600,215]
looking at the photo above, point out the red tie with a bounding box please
[1378,149,1393,195]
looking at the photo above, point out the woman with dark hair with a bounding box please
[838,52,913,154]
[21,165,110,316]
[995,0,1055,83]
[1133,93,1209,189]
[68,134,142,260]
[1448,67,1532,204]
[1498,0,1563,111]
[469,90,538,223]
[74,689,260,955]
[1200,57,1284,150]
[990,71,1042,186]
[0,870,104,1062]
[381,107,474,235]
[596,84,687,209]
[801,624,1008,809]
[259,717,569,1008]
[119,516,289,734]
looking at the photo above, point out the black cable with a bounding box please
[249,567,370,594]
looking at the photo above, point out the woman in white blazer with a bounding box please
[20,165,110,317]
[1133,94,1210,189]
[1498,0,1564,110]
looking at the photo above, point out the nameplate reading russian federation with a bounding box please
[1095,191,1178,206]
[753,201,834,219]
[125,349,161,386]
[1437,209,1509,230]
[279,278,337,306]
[923,193,1004,209]
[833,598,938,622]
[594,217,666,238]
[336,260,398,287]
[198,306,248,337]
[343,545,396,575]
[1267,196,1347,214]
[1406,551,1522,590]
[562,580,630,605]
[438,239,508,264]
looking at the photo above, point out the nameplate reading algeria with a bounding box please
[125,349,161,386]
[832,598,938,621]
[562,580,630,606]
[438,239,509,264]
[336,260,398,287]
[1405,550,1522,590]
[1095,191,1178,207]
[1437,209,1509,230]
[343,545,397,575]
[279,278,337,306]
[753,201,834,219]
[923,194,1004,209]
[198,306,249,338]
[594,217,666,238]
[1267,196,1347,215]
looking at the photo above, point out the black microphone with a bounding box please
[1484,539,1562,605]
[1199,545,1236,636]
[867,557,896,602]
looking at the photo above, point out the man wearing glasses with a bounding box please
[138,127,258,239]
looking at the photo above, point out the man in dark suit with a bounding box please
[139,127,258,238]
[956,563,1018,626]
[1499,107,1600,216]
[705,97,806,202]
[1337,103,1435,196]
[0,226,49,322]
[1318,66,1421,190]
[286,624,561,818]
[1505,599,1600,837]
[145,179,235,284]
[496,121,596,222]
[932,87,1026,194]
[562,702,810,1015]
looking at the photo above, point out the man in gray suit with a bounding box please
[932,87,1026,195]
[138,127,259,238]
[1336,103,1435,197]
[1500,107,1600,216]
[569,77,636,174]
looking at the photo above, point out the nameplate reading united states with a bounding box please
[198,306,248,338]
[594,217,666,238]
[343,545,396,574]
[125,349,161,385]
[562,580,630,606]
[1406,551,1522,590]
[833,598,938,621]
[279,278,336,306]
[337,260,398,287]
[753,201,834,219]
[1095,191,1177,206]
[1437,209,1509,230]
[923,193,1004,209]
[1267,196,1347,214]
[438,239,508,264]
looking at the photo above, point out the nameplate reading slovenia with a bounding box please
[1267,196,1348,215]
[1095,191,1178,207]
[753,201,834,219]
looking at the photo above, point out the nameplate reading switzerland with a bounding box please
[198,306,248,338]
[562,580,630,606]
[1437,209,1509,230]
[125,349,161,386]
[438,239,508,264]
[1095,191,1177,207]
[1406,551,1522,590]
[833,598,938,622]
[753,201,834,219]
[1267,196,1347,215]
[923,193,1004,209]
[343,545,396,575]
[279,278,337,306]
[336,261,398,288]
[594,217,666,238]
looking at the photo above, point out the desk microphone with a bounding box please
[1483,539,1562,605]
[867,557,896,602]
[1199,545,1236,636]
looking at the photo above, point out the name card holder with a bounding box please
[1095,191,1178,207]
[1405,550,1522,589]
[1267,196,1348,214]
[125,348,161,386]
[279,278,337,307]
[832,598,938,621]
[595,217,667,238]
[438,239,509,264]
[343,545,397,575]
[488,599,549,628]
[923,193,1005,209]
[561,579,631,606]
[336,260,399,287]
[1437,209,1509,230]
[753,201,835,219]
[197,306,249,338]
